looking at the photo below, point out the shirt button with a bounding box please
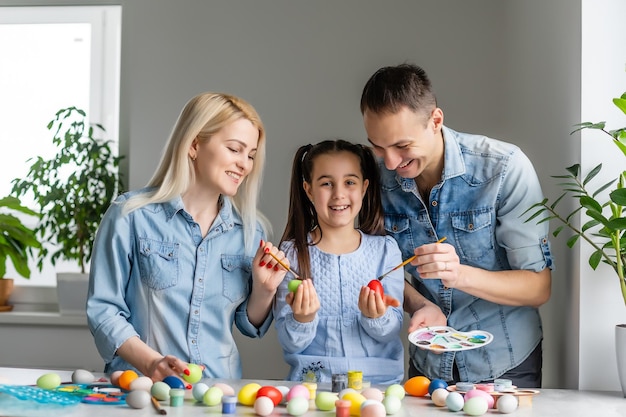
[191,340,196,345]
[392,225,398,232]
[199,247,204,252]
[194,310,199,315]
[198,278,203,283]
[431,201,438,207]
[468,223,474,230]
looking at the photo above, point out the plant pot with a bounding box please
[0,278,14,311]
[615,324,626,397]
[56,272,89,315]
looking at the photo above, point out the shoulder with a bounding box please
[446,126,520,159]
[361,233,401,254]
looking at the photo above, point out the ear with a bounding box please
[303,181,314,202]
[431,107,444,132]
[362,178,370,199]
[189,137,199,160]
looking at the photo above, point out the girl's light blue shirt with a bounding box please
[87,189,271,378]
[381,126,554,383]
[274,232,405,385]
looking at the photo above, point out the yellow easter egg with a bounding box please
[238,382,262,406]
[342,391,366,416]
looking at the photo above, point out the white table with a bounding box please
[1,367,625,417]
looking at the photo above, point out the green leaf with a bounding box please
[593,179,618,198]
[580,195,603,213]
[610,188,626,206]
[614,96,626,115]
[553,226,564,237]
[583,164,603,186]
[607,218,626,231]
[565,164,581,177]
[566,234,580,248]
[589,250,603,270]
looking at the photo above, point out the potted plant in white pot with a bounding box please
[524,91,626,393]
[10,107,124,315]
[0,196,42,311]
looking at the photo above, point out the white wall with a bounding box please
[578,0,626,391]
[0,0,606,389]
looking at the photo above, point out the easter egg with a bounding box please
[238,382,262,406]
[445,391,465,411]
[254,396,275,416]
[162,375,186,389]
[367,280,384,296]
[404,376,430,397]
[203,386,224,406]
[36,373,61,390]
[191,382,209,402]
[427,378,448,395]
[342,391,366,416]
[71,369,95,384]
[213,382,235,396]
[275,385,290,404]
[287,384,310,400]
[118,370,139,390]
[182,363,203,384]
[381,395,402,415]
[152,381,171,401]
[256,385,283,406]
[288,279,303,292]
[463,396,489,416]
[110,370,123,386]
[126,389,151,409]
[129,376,153,392]
[315,391,338,411]
[384,384,405,400]
[361,401,386,417]
[339,387,358,398]
[286,396,309,416]
[464,388,494,409]
[361,387,384,401]
[496,394,518,414]
[430,388,449,407]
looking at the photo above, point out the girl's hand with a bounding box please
[145,355,192,386]
[252,240,289,296]
[358,286,388,318]
[285,279,319,323]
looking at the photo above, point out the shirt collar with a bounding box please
[163,195,238,231]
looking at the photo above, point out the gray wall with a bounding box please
[0,0,582,388]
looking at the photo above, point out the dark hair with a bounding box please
[360,63,437,120]
[280,139,385,280]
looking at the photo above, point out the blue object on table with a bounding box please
[0,384,81,405]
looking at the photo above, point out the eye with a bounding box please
[228,147,239,154]
[346,180,357,186]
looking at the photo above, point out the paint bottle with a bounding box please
[335,399,351,417]
[347,370,362,390]
[222,395,237,414]
[332,374,347,393]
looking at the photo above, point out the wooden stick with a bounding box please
[377,237,447,281]
[152,396,167,415]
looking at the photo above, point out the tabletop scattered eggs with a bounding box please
[286,396,309,416]
[213,382,235,396]
[129,375,153,392]
[71,369,94,384]
[182,363,203,384]
[427,378,448,395]
[287,384,310,401]
[381,394,402,415]
[238,382,262,406]
[463,396,489,416]
[465,388,495,409]
[445,391,465,412]
[254,396,275,416]
[430,387,449,407]
[36,373,61,390]
[117,369,139,390]
[125,389,151,409]
[403,375,430,397]
[496,393,519,414]
[162,375,186,390]
[360,387,384,402]
[203,386,225,406]
[257,385,283,406]
[315,391,338,411]
[384,384,405,400]
[360,400,386,417]
[152,381,171,401]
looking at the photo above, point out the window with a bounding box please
[0,6,121,287]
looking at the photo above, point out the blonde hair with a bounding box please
[123,92,269,252]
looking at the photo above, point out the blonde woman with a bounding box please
[87,92,289,382]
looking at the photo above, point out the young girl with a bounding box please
[273,140,405,384]
[87,92,288,381]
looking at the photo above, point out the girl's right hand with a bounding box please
[285,279,320,323]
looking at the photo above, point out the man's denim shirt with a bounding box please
[381,126,553,383]
[87,189,271,378]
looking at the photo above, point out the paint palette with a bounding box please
[408,326,493,351]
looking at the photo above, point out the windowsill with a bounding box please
[0,285,87,327]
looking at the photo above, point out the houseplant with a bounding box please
[524,91,626,393]
[10,107,124,313]
[0,196,41,311]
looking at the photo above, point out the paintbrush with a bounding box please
[267,250,302,280]
[376,236,447,281]
[152,396,167,415]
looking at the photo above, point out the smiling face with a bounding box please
[363,106,444,179]
[191,117,259,197]
[303,151,369,233]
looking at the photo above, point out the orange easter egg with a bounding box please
[404,376,430,397]
[118,369,139,390]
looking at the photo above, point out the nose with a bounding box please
[236,154,253,174]
[382,150,402,171]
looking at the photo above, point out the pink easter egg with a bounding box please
[464,388,494,409]
[287,384,310,401]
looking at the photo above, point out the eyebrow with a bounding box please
[227,138,257,152]
[367,138,411,148]
[314,173,361,181]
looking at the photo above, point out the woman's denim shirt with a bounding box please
[87,189,271,378]
[381,126,553,383]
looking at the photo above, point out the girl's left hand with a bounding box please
[358,286,390,318]
[251,239,289,295]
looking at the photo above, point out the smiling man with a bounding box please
[359,63,553,388]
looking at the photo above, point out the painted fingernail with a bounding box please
[259,239,264,247]
[274,265,279,271]
[264,247,270,253]
[186,384,192,390]
[259,261,266,267]
[183,369,190,376]
[266,263,273,269]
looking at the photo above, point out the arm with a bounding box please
[116,337,189,382]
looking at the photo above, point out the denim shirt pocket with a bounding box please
[384,215,412,257]
[221,255,252,304]
[138,238,179,290]
[451,210,494,261]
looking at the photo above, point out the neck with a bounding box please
[312,226,361,255]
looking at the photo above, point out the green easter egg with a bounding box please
[315,391,338,411]
[36,373,62,390]
[384,384,406,400]
[288,279,303,293]
[183,363,203,384]
[203,386,224,406]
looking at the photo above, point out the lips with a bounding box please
[226,171,242,181]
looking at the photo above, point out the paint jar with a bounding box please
[302,382,317,400]
[476,383,494,392]
[169,388,185,407]
[335,399,351,417]
[347,370,362,390]
[456,382,474,392]
[332,374,347,393]
[494,379,513,392]
[222,395,237,414]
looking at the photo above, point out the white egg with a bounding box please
[129,376,153,392]
[151,381,171,401]
[275,385,290,404]
[192,382,210,402]
[431,388,449,407]
[381,395,402,415]
[254,396,275,416]
[71,369,95,384]
[496,394,518,414]
[445,391,465,412]
[126,389,151,409]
